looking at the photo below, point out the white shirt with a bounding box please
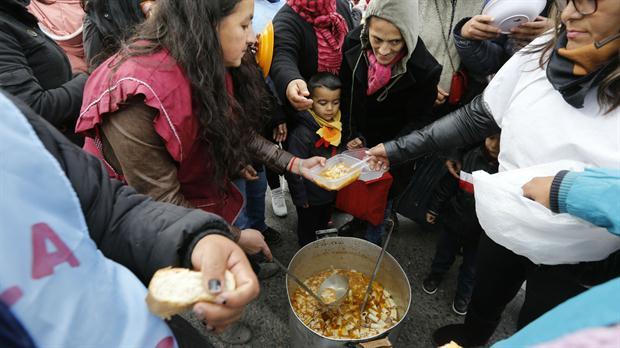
[484,35,620,172]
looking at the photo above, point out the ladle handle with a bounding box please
[360,218,395,314]
[273,257,326,305]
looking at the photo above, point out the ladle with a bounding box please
[360,218,396,314]
[273,257,348,309]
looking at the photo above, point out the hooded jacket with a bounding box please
[0,0,87,142]
[340,0,441,149]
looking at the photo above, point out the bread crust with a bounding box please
[146,267,236,319]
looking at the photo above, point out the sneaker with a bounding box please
[270,187,288,217]
[422,274,442,295]
[217,321,252,345]
[262,227,282,246]
[257,262,279,280]
[280,175,289,192]
[452,296,469,316]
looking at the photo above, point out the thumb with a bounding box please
[298,81,310,97]
[195,237,230,297]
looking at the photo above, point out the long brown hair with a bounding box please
[527,1,619,113]
[112,0,269,189]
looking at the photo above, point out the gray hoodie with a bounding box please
[361,0,420,77]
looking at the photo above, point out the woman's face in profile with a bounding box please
[367,17,405,65]
[218,0,256,67]
[561,0,620,50]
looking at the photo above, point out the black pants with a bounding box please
[430,221,481,301]
[296,203,332,247]
[265,167,281,190]
[464,234,590,344]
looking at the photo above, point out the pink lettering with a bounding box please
[0,286,23,307]
[31,223,80,279]
[155,336,175,348]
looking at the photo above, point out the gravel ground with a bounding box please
[186,189,525,347]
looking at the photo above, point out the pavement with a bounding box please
[187,189,525,348]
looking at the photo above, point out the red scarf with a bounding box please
[287,0,348,74]
[366,49,405,96]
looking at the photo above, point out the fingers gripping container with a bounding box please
[342,148,387,182]
[309,154,364,191]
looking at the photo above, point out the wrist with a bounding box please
[550,170,570,213]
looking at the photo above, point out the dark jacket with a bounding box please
[0,0,87,141]
[15,94,234,286]
[270,0,356,105]
[383,95,500,165]
[429,145,499,238]
[285,110,347,207]
[340,25,442,148]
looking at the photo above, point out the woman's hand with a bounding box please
[239,165,259,181]
[511,16,553,41]
[347,137,364,150]
[286,79,313,111]
[272,123,288,143]
[190,234,260,333]
[461,15,501,41]
[291,157,326,180]
[237,229,273,261]
[522,176,554,209]
[366,144,390,171]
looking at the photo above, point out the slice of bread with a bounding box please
[146,267,236,319]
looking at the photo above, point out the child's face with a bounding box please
[311,86,341,122]
[485,134,500,159]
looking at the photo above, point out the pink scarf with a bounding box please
[287,0,348,74]
[366,49,404,96]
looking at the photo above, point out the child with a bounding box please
[422,134,500,316]
[286,72,348,247]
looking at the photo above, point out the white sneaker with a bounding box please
[271,187,288,217]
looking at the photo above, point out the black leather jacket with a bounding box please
[384,95,501,165]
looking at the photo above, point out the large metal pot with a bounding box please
[286,237,411,347]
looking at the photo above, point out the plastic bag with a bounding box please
[473,160,620,265]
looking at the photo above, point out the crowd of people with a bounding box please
[0,0,618,347]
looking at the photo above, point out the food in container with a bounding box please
[291,268,399,339]
[310,154,364,191]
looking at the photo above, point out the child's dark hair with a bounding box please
[308,72,342,96]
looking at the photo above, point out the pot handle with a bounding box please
[357,338,392,348]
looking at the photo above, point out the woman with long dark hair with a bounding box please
[76,0,323,269]
[369,0,620,345]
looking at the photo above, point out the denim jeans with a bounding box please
[364,200,394,246]
[232,167,268,232]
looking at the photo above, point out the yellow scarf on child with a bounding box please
[309,109,342,147]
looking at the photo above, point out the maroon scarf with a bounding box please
[287,0,348,74]
[366,49,405,95]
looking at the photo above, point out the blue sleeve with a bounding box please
[557,168,620,236]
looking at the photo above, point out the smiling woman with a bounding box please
[366,1,619,347]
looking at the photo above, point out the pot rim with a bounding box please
[285,237,412,342]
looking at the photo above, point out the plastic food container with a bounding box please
[342,148,387,182]
[309,154,364,191]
